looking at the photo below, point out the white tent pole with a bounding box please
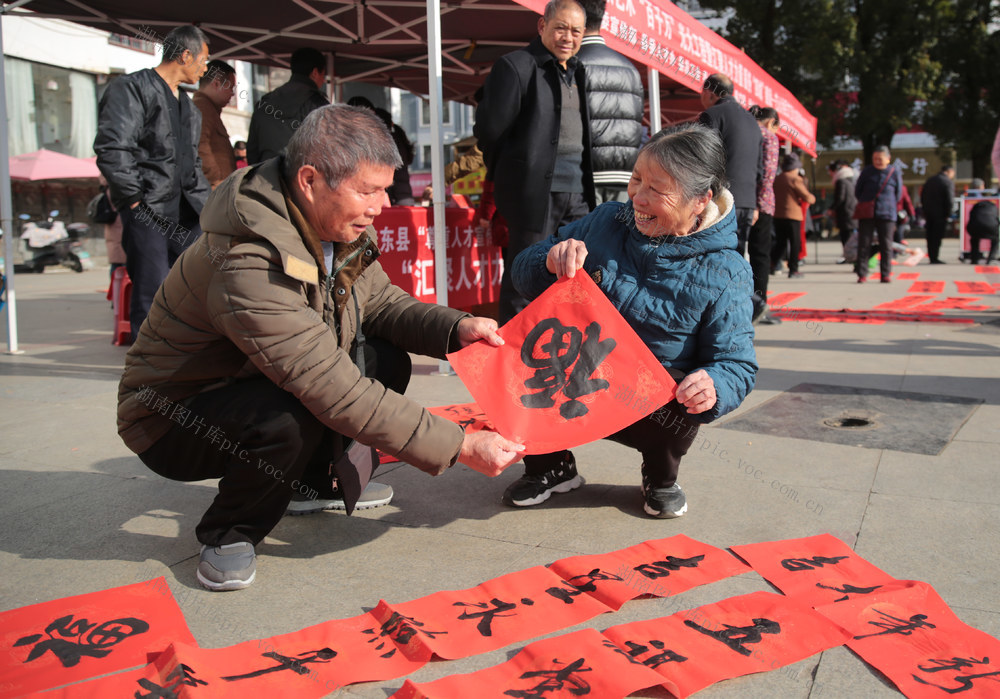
[0,11,22,354]
[647,66,661,135]
[427,0,451,375]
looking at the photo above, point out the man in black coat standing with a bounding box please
[474,0,596,323]
[247,47,329,164]
[697,73,763,256]
[94,25,211,342]
[920,165,955,264]
[576,0,643,204]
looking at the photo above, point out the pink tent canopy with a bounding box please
[9,149,101,181]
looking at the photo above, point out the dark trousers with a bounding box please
[121,201,202,340]
[748,212,773,302]
[499,191,590,324]
[925,216,947,262]
[772,218,802,274]
[138,338,411,547]
[856,218,896,279]
[523,396,700,489]
[969,232,998,264]
[836,215,855,247]
[734,207,756,256]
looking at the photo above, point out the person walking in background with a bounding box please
[771,153,815,280]
[576,0,643,204]
[474,0,595,323]
[855,145,903,283]
[827,159,857,262]
[920,164,955,264]
[192,60,238,189]
[697,73,762,255]
[94,24,210,342]
[246,47,329,164]
[748,105,780,324]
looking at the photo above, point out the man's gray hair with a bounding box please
[162,25,209,63]
[543,0,584,22]
[643,122,728,203]
[284,105,402,190]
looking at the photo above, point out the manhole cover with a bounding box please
[823,416,877,429]
[720,383,981,455]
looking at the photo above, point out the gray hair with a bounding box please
[874,145,891,157]
[283,105,402,190]
[642,122,728,203]
[162,25,209,63]
[543,0,584,22]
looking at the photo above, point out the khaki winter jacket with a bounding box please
[118,158,469,474]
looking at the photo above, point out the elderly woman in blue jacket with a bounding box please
[503,122,757,519]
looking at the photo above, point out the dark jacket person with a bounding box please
[94,24,211,341]
[246,47,329,164]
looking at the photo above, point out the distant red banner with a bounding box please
[512,0,818,154]
[373,206,502,310]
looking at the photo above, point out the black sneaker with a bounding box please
[641,477,687,519]
[502,454,584,507]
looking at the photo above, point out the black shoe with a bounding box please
[757,312,782,325]
[641,477,687,519]
[502,453,583,507]
[929,259,946,265]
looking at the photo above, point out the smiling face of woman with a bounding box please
[627,153,711,238]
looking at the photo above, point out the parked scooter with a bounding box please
[19,210,86,273]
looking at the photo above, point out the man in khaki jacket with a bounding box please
[192,60,238,188]
[118,105,524,591]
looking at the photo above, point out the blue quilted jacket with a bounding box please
[512,193,757,423]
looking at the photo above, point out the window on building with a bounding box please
[422,145,432,169]
[420,99,451,126]
[5,58,97,159]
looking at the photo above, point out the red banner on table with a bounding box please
[373,207,502,309]
[447,273,677,454]
[603,591,851,698]
[815,580,1000,698]
[394,628,667,699]
[548,534,751,610]
[0,577,196,697]
[730,534,896,606]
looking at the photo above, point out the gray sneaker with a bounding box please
[286,480,394,515]
[197,542,256,591]
[641,478,687,519]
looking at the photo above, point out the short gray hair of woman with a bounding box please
[283,104,402,190]
[642,122,728,203]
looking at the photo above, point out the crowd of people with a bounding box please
[93,5,997,591]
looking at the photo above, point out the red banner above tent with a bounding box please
[513,0,818,155]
